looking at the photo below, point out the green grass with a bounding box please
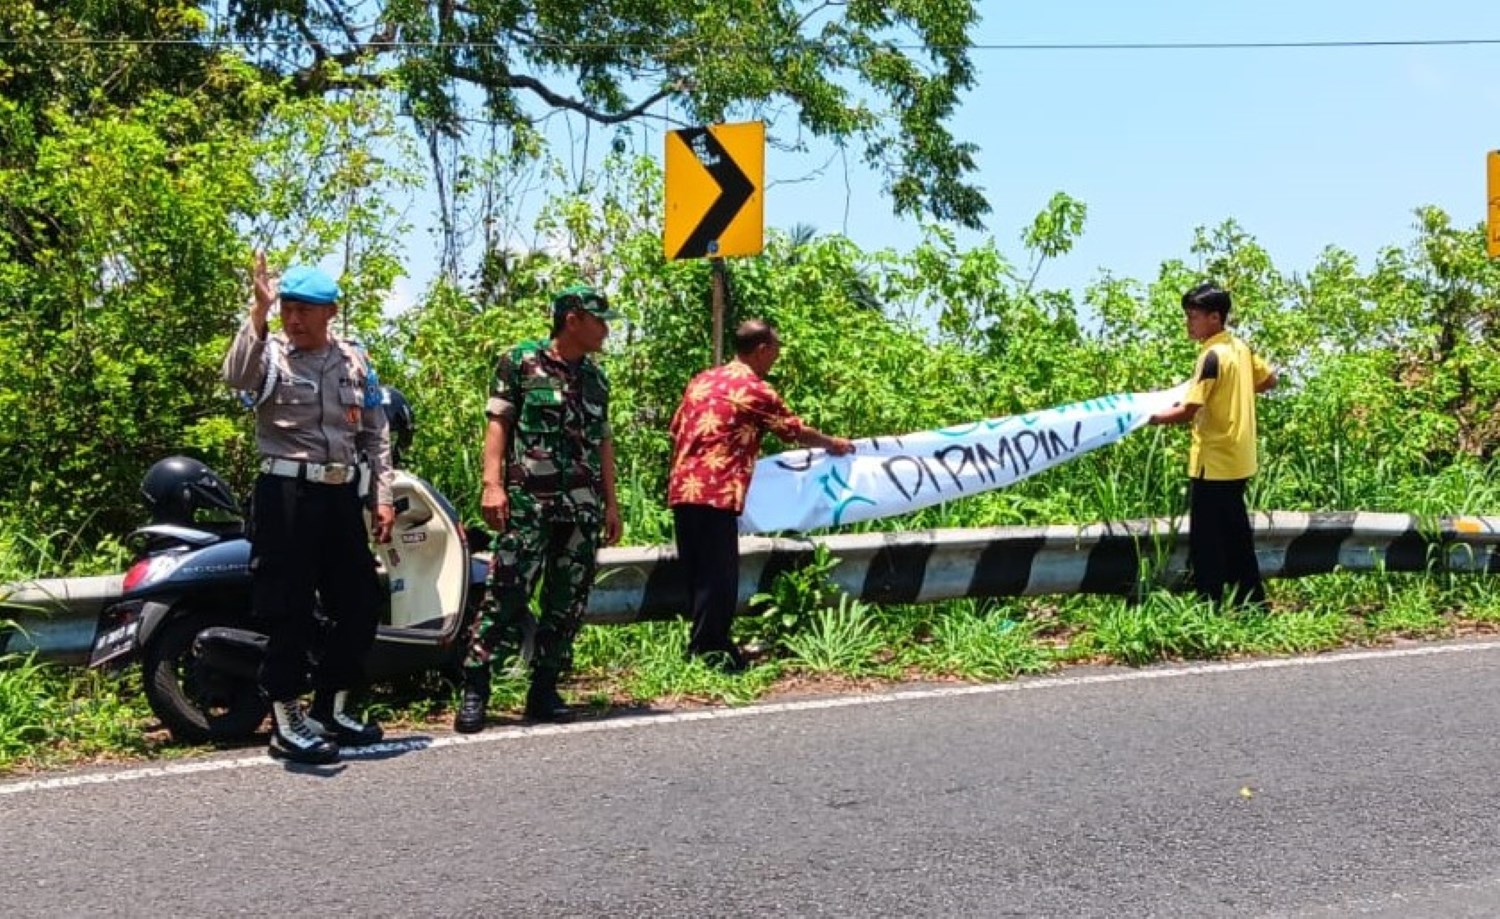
[1450,578,1500,623]
[574,620,778,705]
[904,603,1054,680]
[781,595,889,676]
[1086,592,1241,665]
[0,657,161,772]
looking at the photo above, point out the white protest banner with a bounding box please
[739,384,1189,534]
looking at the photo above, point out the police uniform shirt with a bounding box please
[222,319,394,505]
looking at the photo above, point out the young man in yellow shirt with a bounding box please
[1151,282,1278,607]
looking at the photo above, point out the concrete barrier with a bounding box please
[6,511,1498,664]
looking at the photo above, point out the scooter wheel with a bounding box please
[142,608,268,745]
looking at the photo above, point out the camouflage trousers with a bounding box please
[463,492,602,675]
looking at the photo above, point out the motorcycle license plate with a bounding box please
[89,609,140,668]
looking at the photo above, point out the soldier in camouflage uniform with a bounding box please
[455,285,624,732]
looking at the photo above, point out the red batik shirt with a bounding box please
[668,361,808,514]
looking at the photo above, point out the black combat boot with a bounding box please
[268,698,340,765]
[454,668,490,734]
[308,689,384,746]
[524,667,575,723]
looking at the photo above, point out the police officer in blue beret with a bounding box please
[222,252,395,764]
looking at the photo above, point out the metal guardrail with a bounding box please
[1,575,122,666]
[593,511,1500,623]
[5,512,1498,664]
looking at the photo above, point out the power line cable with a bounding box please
[971,37,1500,51]
[1,36,1499,52]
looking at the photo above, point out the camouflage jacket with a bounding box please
[486,339,611,519]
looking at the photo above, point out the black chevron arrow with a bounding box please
[673,127,756,260]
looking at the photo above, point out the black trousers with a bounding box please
[1189,477,1266,608]
[250,474,380,702]
[672,504,741,653]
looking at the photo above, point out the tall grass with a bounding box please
[573,620,777,705]
[0,651,157,772]
[1378,462,1500,517]
[781,595,889,675]
[1079,591,1351,665]
[1,519,156,772]
[905,601,1054,680]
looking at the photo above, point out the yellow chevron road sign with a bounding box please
[1489,150,1500,259]
[664,121,764,260]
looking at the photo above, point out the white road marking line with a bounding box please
[4,639,1498,798]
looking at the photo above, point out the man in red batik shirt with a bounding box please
[667,319,855,672]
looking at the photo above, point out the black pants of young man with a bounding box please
[1189,477,1266,608]
[250,474,380,702]
[671,504,741,655]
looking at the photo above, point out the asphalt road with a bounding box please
[6,641,1500,918]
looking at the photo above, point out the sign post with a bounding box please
[665,121,765,363]
[710,258,728,365]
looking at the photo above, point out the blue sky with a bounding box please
[392,2,1500,305]
[784,1,1500,292]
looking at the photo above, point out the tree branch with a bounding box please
[314,0,362,48]
[456,70,678,125]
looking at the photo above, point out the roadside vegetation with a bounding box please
[1,3,1497,775]
[4,463,1497,774]
[3,156,1497,776]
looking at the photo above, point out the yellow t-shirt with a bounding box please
[1184,330,1273,480]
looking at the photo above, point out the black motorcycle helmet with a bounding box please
[140,456,240,526]
[382,385,414,467]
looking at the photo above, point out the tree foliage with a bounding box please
[383,151,1498,550]
[223,0,989,228]
[0,80,415,547]
[0,4,1496,573]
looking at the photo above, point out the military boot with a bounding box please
[308,689,384,746]
[524,667,575,723]
[268,698,339,765]
[454,669,490,734]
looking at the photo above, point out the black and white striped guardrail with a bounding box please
[5,512,1497,662]
[594,511,1500,623]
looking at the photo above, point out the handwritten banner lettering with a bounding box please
[739,385,1188,534]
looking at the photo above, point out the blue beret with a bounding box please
[279,265,341,305]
